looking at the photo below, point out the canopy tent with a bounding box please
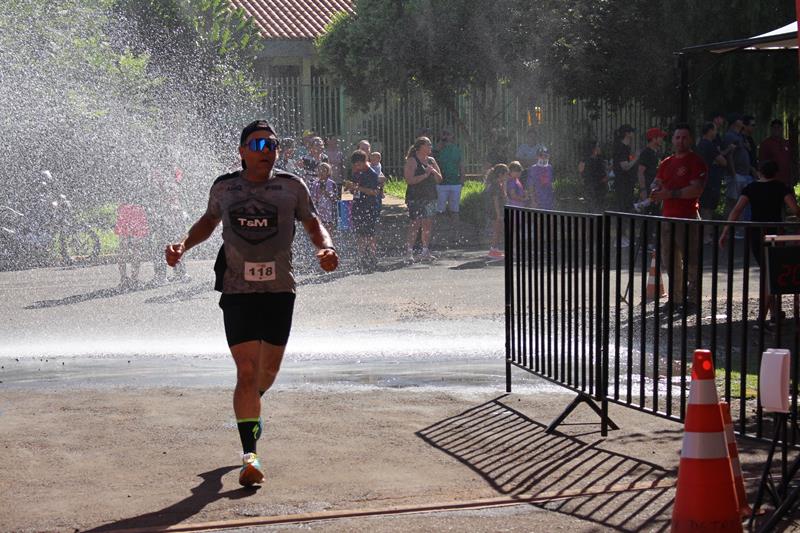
[677,21,798,120]
[681,21,798,54]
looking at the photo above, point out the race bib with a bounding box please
[244,261,276,282]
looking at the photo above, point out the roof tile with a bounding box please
[230,0,354,40]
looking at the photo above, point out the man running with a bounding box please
[165,120,338,486]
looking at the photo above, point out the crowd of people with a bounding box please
[268,129,470,268]
[574,115,798,323]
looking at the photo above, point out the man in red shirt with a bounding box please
[651,123,708,310]
[759,119,793,186]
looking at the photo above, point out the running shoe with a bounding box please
[419,248,436,262]
[239,452,265,486]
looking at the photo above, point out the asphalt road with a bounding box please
[0,249,509,389]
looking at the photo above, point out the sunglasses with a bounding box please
[246,138,279,152]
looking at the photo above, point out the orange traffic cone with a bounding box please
[671,349,742,532]
[646,250,667,299]
[720,402,752,518]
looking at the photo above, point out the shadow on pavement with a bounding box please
[25,280,170,309]
[85,465,252,532]
[416,395,675,532]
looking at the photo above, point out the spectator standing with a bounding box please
[309,163,338,230]
[115,199,149,288]
[275,138,302,175]
[720,160,800,325]
[345,150,381,269]
[759,119,793,187]
[637,128,667,206]
[435,128,465,218]
[526,149,554,210]
[742,115,759,174]
[325,136,345,193]
[506,161,527,207]
[695,122,728,233]
[403,137,442,262]
[515,128,543,170]
[301,136,329,184]
[723,113,753,223]
[709,111,726,145]
[486,128,510,168]
[578,141,608,213]
[151,165,189,284]
[650,124,707,312]
[612,124,639,211]
[485,163,508,259]
[296,130,313,159]
[368,151,387,215]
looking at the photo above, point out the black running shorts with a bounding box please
[219,292,296,347]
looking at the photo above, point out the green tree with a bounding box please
[318,0,797,138]
[317,0,527,145]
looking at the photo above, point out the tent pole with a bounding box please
[677,53,689,123]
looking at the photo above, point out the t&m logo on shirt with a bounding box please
[228,198,279,244]
[677,166,687,177]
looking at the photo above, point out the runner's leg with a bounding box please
[231,340,262,454]
[257,341,286,394]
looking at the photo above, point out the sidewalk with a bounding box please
[376,194,487,256]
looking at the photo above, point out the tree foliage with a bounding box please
[318,0,798,131]
[0,0,265,208]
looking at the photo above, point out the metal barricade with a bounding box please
[505,205,800,444]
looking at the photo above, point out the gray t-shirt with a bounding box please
[205,170,317,294]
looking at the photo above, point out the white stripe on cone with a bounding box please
[724,424,735,443]
[688,379,719,405]
[681,431,729,459]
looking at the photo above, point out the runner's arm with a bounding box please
[302,216,335,251]
[719,196,749,248]
[303,216,338,272]
[165,214,219,266]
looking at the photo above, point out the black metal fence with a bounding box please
[505,206,800,443]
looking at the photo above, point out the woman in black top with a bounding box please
[403,136,442,262]
[578,141,608,212]
[720,160,800,323]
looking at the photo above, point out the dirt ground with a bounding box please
[1,370,782,533]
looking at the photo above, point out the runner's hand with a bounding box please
[317,248,338,272]
[165,243,185,267]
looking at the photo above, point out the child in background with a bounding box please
[369,151,387,212]
[505,161,527,207]
[486,163,509,259]
[720,160,800,326]
[526,148,554,210]
[310,162,338,230]
[345,150,381,269]
[114,201,149,288]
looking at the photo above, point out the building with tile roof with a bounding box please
[229,0,354,77]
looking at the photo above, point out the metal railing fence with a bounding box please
[505,205,800,444]
[260,76,665,177]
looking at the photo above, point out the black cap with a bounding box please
[240,120,276,146]
[618,124,635,134]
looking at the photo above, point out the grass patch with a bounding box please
[383,177,407,199]
[98,229,119,255]
[715,369,758,400]
[383,177,487,227]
